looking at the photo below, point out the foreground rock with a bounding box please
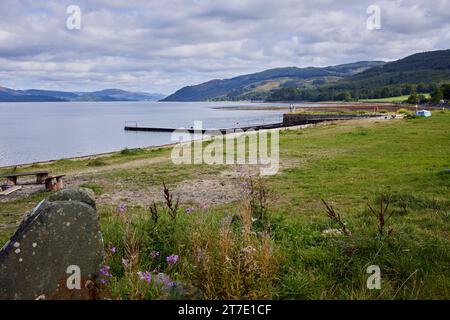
[0,188,104,300]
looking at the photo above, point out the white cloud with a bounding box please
[0,0,449,93]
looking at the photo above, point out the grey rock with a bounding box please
[47,188,96,209]
[0,189,104,300]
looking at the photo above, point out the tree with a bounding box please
[339,91,352,102]
[440,84,450,100]
[418,94,428,104]
[407,92,419,104]
[401,84,415,95]
[380,87,391,98]
[430,87,444,104]
[417,82,427,93]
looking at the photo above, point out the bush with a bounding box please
[86,158,107,167]
[397,108,410,114]
[120,148,145,156]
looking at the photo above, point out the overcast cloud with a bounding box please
[0,0,449,94]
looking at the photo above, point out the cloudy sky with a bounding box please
[0,0,449,94]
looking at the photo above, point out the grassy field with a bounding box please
[360,94,431,103]
[1,110,449,299]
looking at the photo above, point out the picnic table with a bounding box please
[0,171,50,185]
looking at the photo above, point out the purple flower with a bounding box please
[186,207,194,214]
[201,203,209,210]
[165,281,176,288]
[166,254,179,267]
[137,271,152,283]
[117,203,127,214]
[150,251,160,259]
[110,246,117,254]
[158,273,176,288]
[99,265,112,278]
[121,258,130,268]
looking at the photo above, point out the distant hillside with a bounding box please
[0,87,165,102]
[338,49,450,88]
[162,61,385,101]
[267,49,450,101]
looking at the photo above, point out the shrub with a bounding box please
[120,148,145,156]
[86,158,107,167]
[397,108,410,114]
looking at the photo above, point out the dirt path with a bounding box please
[1,154,258,207]
[71,165,261,208]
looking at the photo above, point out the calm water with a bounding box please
[0,101,288,167]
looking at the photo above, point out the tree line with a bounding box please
[266,82,450,103]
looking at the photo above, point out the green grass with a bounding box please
[360,93,431,103]
[0,146,169,176]
[79,183,104,195]
[1,111,449,299]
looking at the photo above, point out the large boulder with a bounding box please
[47,188,97,210]
[0,189,104,300]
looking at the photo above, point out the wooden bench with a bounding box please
[0,185,23,196]
[0,171,49,185]
[44,175,66,192]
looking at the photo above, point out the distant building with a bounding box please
[416,110,432,117]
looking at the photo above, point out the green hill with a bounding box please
[163,49,450,102]
[162,62,384,101]
[267,49,450,101]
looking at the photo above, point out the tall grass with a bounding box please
[96,180,450,300]
[99,180,279,300]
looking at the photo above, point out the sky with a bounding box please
[0,0,449,95]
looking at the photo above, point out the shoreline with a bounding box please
[0,121,320,171]
[0,142,179,171]
[0,103,404,170]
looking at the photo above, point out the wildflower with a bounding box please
[137,271,152,283]
[166,254,179,267]
[99,265,112,279]
[156,273,176,289]
[186,207,194,214]
[150,251,160,259]
[117,203,127,214]
[164,277,176,288]
[121,258,130,268]
[110,246,117,254]
[201,203,209,210]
